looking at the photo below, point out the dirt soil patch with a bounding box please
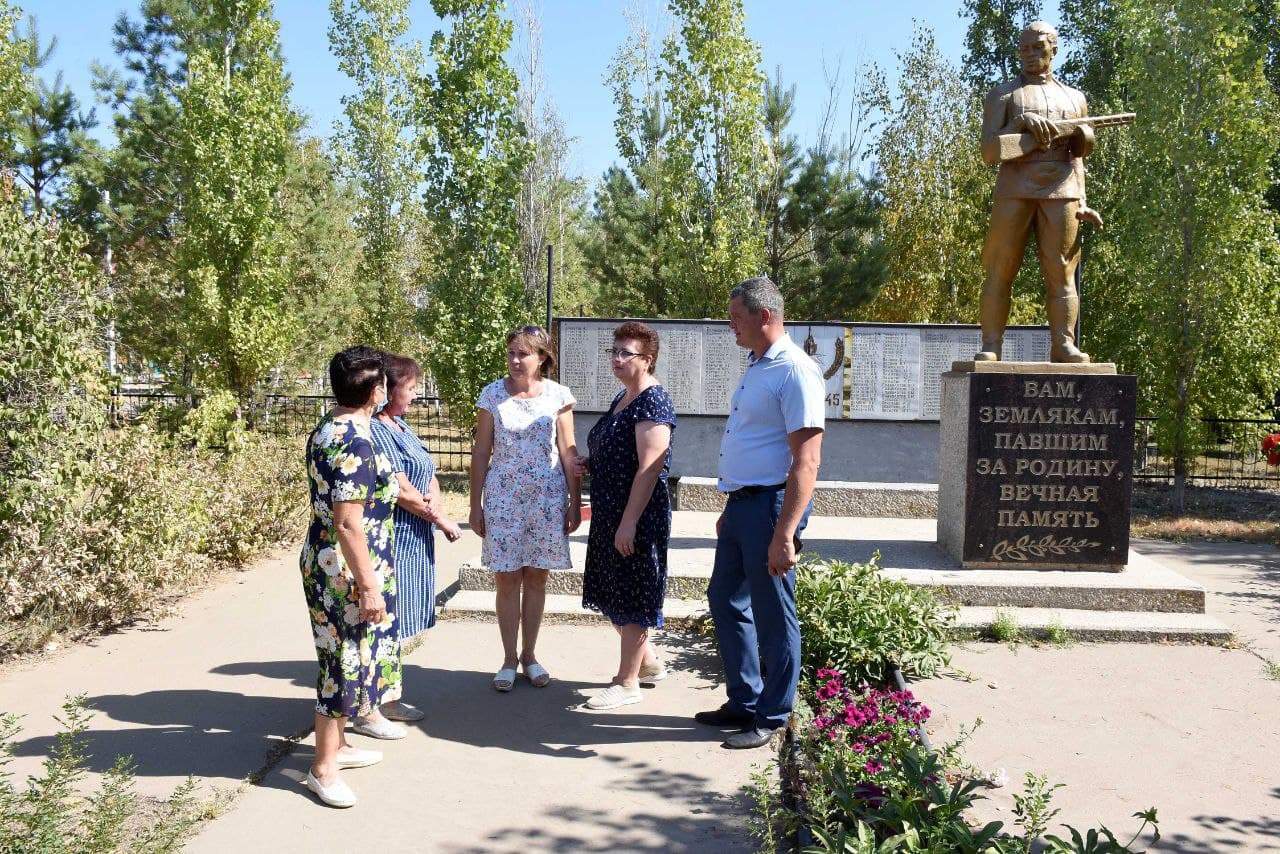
[1131,483,1280,547]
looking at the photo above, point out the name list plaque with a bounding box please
[938,365,1137,570]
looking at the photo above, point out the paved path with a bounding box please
[0,525,758,852]
[917,537,1280,852]
[3,519,1277,852]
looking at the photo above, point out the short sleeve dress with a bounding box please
[370,415,438,638]
[477,378,576,573]
[581,385,677,627]
[299,415,402,718]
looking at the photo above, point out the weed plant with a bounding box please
[0,696,199,852]
[990,609,1021,644]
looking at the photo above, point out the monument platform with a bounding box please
[670,476,937,518]
[436,513,1232,644]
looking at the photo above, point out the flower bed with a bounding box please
[754,667,1160,853]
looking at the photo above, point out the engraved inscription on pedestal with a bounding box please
[962,373,1136,568]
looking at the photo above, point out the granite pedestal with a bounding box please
[938,362,1137,570]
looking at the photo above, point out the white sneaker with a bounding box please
[306,770,356,808]
[350,717,407,740]
[336,747,382,769]
[638,662,668,683]
[586,684,644,710]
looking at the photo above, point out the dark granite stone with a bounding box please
[962,373,1137,568]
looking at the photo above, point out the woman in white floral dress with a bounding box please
[470,326,581,692]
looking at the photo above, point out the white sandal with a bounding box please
[586,683,643,710]
[493,667,517,692]
[523,661,551,688]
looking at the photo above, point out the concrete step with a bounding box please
[953,607,1233,644]
[671,477,938,518]
[457,514,1208,614]
[436,590,709,627]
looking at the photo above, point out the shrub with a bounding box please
[796,555,956,683]
[0,426,305,657]
[0,695,199,852]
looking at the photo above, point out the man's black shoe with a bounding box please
[694,704,754,727]
[723,725,777,750]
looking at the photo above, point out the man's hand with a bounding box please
[716,512,724,536]
[1076,205,1103,228]
[1020,111,1055,147]
[767,532,797,577]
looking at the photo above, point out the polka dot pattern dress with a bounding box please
[582,385,677,627]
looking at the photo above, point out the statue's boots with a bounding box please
[1048,296,1090,363]
[974,337,1002,361]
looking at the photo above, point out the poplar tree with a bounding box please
[329,0,424,354]
[416,0,531,426]
[171,0,296,398]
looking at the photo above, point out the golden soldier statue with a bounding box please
[976,21,1132,363]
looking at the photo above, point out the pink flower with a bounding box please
[864,760,883,775]
[851,741,867,754]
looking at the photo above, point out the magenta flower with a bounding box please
[864,760,883,775]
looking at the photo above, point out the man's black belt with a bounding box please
[726,482,787,502]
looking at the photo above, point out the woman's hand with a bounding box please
[571,455,590,478]
[564,502,582,535]
[614,519,637,557]
[437,517,464,542]
[468,506,486,538]
[358,589,387,623]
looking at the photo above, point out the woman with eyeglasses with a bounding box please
[572,322,676,710]
[470,325,582,692]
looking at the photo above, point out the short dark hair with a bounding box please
[613,321,660,374]
[329,346,385,408]
[730,276,785,321]
[507,325,557,377]
[382,353,422,398]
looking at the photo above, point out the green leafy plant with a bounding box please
[795,554,955,683]
[1044,620,1073,647]
[0,696,199,852]
[990,609,1021,644]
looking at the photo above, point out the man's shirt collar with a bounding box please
[748,336,790,366]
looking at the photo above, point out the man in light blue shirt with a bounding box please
[696,276,825,749]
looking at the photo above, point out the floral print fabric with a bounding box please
[300,415,402,718]
[582,385,677,627]
[477,378,575,573]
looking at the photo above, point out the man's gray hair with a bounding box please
[1021,20,1058,50]
[730,276,784,321]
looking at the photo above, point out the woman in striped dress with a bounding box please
[364,353,463,730]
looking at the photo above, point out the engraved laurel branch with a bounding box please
[990,534,1102,562]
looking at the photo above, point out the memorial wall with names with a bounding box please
[556,319,1049,421]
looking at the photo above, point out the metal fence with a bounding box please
[1133,416,1280,488]
[109,392,473,472]
[108,393,1280,487]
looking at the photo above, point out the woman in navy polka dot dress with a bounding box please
[574,322,677,710]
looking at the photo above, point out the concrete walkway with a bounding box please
[0,526,758,852]
[1,520,1277,851]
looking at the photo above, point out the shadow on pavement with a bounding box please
[1156,812,1280,852]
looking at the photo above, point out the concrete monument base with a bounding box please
[937,361,1136,571]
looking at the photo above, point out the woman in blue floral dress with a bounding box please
[573,322,677,711]
[299,346,402,808]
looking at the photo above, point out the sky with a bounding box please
[19,1,993,182]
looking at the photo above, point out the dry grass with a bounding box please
[1131,483,1280,547]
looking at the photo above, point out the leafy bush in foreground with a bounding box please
[796,555,956,683]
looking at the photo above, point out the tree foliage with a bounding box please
[1079,0,1280,508]
[171,0,297,397]
[416,0,531,426]
[959,0,1043,91]
[866,24,992,323]
[329,0,424,354]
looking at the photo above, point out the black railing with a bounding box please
[1133,416,1280,488]
[109,392,472,472]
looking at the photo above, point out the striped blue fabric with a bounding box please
[370,415,438,638]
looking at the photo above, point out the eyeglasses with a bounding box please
[604,347,645,361]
